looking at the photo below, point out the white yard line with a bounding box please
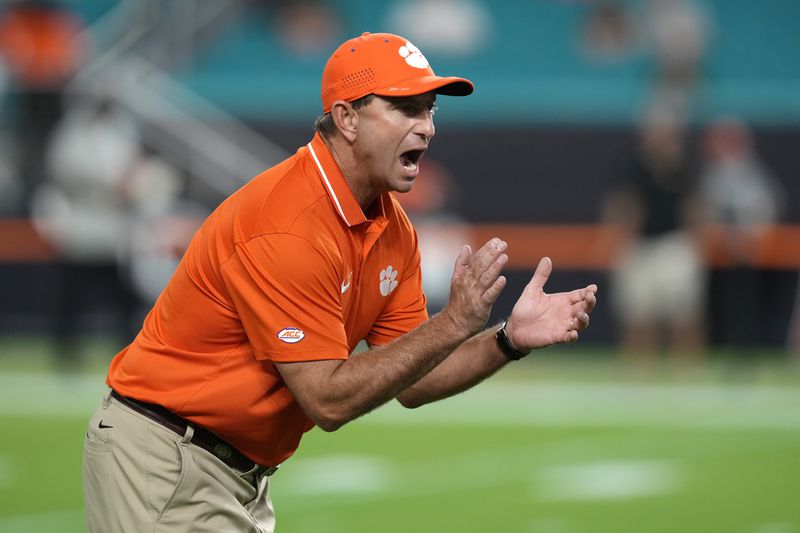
[278,418,800,511]
[1,373,799,431]
[532,459,685,502]
[280,455,395,496]
[276,433,692,510]
[0,373,107,416]
[362,381,800,431]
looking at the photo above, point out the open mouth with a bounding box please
[400,149,425,172]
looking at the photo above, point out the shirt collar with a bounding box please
[306,133,388,227]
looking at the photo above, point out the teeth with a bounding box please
[401,151,421,170]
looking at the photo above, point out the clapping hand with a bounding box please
[505,257,597,351]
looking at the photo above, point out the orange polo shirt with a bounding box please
[108,133,428,466]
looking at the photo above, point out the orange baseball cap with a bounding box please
[321,32,474,113]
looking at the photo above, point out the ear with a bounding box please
[330,100,359,143]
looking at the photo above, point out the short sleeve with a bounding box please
[366,230,429,346]
[221,233,349,362]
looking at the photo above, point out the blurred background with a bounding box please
[0,0,798,532]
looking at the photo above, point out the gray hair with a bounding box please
[314,94,375,137]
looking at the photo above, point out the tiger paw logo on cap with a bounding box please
[399,41,429,69]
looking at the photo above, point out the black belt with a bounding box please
[110,390,277,476]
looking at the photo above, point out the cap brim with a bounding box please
[373,75,474,98]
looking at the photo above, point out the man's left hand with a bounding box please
[505,257,598,350]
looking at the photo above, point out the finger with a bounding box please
[583,290,597,313]
[567,311,588,329]
[568,289,585,304]
[575,311,590,331]
[564,330,579,343]
[451,245,472,280]
[479,253,508,288]
[525,256,552,295]
[470,238,507,276]
[568,284,599,305]
[480,275,507,306]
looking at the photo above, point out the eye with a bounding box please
[397,103,420,116]
[392,100,436,117]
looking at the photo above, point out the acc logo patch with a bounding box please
[277,327,305,344]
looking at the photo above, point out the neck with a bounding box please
[321,133,378,211]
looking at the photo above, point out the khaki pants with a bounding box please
[611,231,705,325]
[83,390,276,532]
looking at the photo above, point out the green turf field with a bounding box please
[0,337,798,532]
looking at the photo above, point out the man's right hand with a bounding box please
[441,238,508,337]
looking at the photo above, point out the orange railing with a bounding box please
[2,219,799,269]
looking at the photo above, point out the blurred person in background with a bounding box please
[125,197,206,306]
[31,95,140,368]
[0,139,22,215]
[698,117,783,355]
[122,146,206,308]
[580,1,639,63]
[644,0,711,113]
[82,32,598,532]
[0,0,87,215]
[604,105,705,360]
[272,0,343,57]
[385,0,493,56]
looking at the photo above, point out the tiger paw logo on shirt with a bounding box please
[379,266,399,296]
[277,327,305,344]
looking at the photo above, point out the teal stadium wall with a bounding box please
[166,0,800,125]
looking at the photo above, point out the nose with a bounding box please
[416,112,435,143]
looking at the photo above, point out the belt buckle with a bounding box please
[212,443,234,462]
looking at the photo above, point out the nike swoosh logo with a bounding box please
[341,272,352,294]
[98,420,114,429]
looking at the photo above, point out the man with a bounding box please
[604,106,704,358]
[698,117,783,353]
[83,32,598,532]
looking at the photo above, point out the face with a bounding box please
[351,92,437,195]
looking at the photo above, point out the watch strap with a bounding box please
[495,320,528,361]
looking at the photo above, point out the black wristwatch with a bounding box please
[495,320,528,361]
